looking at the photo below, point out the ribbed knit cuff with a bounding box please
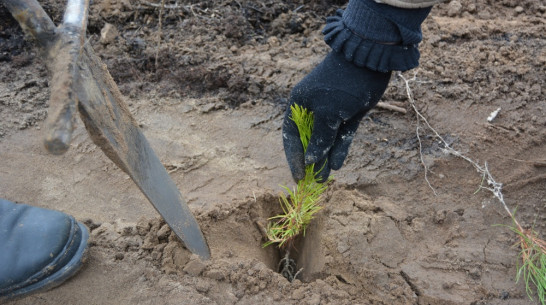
[322,0,431,72]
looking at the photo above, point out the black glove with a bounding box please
[283,51,391,182]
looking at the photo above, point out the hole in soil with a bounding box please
[273,222,324,283]
[258,194,326,283]
[200,193,282,270]
[197,192,327,283]
[292,215,325,282]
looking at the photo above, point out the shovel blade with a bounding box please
[75,45,211,259]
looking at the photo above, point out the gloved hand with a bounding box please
[283,51,391,182]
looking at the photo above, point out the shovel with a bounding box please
[3,0,211,259]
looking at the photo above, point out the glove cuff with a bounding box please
[322,0,431,72]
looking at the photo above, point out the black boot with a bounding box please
[0,199,89,301]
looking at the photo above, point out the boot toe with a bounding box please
[0,199,89,301]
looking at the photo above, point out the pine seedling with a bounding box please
[507,216,546,305]
[264,104,332,249]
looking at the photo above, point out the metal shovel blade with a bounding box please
[76,46,211,260]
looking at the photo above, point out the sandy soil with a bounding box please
[1,0,545,304]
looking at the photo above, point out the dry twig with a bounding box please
[154,0,165,69]
[397,72,437,195]
[376,102,407,114]
[140,0,190,11]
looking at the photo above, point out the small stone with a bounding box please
[114,219,135,236]
[156,223,171,240]
[183,255,207,276]
[478,10,491,19]
[204,268,225,281]
[428,34,441,47]
[306,294,321,305]
[82,218,101,231]
[529,84,541,96]
[434,210,447,224]
[136,217,151,236]
[100,23,118,45]
[515,6,524,13]
[291,287,306,300]
[151,248,163,261]
[141,234,159,250]
[468,267,481,280]
[337,240,350,254]
[247,83,261,95]
[223,292,238,305]
[447,1,462,17]
[272,292,283,301]
[172,246,190,267]
[114,253,124,260]
[234,289,244,299]
[267,36,280,47]
[252,261,268,272]
[195,280,211,293]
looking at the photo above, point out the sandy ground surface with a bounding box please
[1,0,545,304]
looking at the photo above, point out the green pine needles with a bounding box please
[510,221,546,305]
[264,104,331,249]
[497,212,546,305]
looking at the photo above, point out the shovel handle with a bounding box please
[1,0,57,47]
[3,0,89,154]
[42,0,89,154]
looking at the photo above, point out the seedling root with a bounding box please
[278,250,303,282]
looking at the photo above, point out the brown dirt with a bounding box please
[1,0,545,304]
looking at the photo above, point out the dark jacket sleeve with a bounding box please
[374,0,447,9]
[323,0,432,72]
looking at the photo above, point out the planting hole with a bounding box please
[197,192,327,283]
[266,213,325,283]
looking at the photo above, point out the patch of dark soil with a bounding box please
[433,0,545,19]
[85,0,340,105]
[0,8,50,138]
[0,11,31,62]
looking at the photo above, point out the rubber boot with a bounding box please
[0,199,89,301]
